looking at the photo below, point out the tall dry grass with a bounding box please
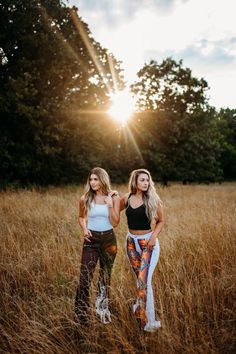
[0,183,235,354]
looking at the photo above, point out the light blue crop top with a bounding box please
[87,203,113,231]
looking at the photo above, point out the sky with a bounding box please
[68,0,236,109]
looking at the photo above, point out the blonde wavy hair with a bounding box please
[84,167,112,213]
[128,169,162,221]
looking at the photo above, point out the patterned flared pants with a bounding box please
[126,231,160,331]
[75,229,117,324]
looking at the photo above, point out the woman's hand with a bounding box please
[83,228,92,242]
[104,193,113,208]
[147,234,156,251]
[107,192,120,227]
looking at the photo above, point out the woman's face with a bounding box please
[136,173,149,192]
[89,174,101,191]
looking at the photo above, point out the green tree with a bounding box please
[0,0,124,186]
[217,108,236,179]
[130,58,222,184]
[131,57,209,114]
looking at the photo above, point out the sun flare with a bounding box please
[108,89,135,125]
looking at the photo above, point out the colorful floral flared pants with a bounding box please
[126,232,160,331]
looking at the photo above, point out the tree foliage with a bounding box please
[131,58,209,114]
[0,0,124,185]
[216,108,236,180]
[130,59,224,184]
[0,2,235,187]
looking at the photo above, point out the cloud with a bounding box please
[188,39,236,65]
[142,39,236,108]
[73,0,144,27]
[71,0,188,28]
[145,39,236,89]
[69,0,236,107]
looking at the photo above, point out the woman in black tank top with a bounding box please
[120,169,164,332]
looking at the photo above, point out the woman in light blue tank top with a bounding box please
[75,167,120,325]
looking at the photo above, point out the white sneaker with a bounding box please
[144,320,161,332]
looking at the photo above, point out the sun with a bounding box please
[108,89,135,125]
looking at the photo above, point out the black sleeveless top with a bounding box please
[125,194,151,230]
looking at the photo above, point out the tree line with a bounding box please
[0,0,235,187]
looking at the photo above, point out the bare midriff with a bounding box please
[128,229,152,235]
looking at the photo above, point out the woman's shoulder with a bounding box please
[121,192,130,203]
[80,194,86,203]
[79,194,87,213]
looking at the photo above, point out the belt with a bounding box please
[90,229,113,236]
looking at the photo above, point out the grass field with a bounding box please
[0,183,235,354]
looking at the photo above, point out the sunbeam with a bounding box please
[107,52,119,92]
[43,4,144,165]
[69,8,112,95]
[39,5,88,73]
[125,125,144,164]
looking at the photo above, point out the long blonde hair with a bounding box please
[128,169,162,221]
[84,167,112,213]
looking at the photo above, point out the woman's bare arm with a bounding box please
[108,195,120,227]
[146,204,164,250]
[120,193,129,211]
[78,195,92,242]
[151,204,164,238]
